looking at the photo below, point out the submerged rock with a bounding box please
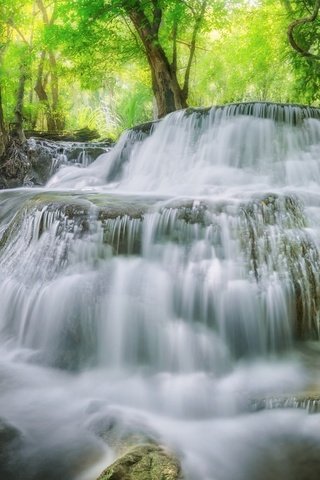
[97,444,182,480]
[251,394,320,414]
[240,193,320,341]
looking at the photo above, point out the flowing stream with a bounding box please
[1,103,320,479]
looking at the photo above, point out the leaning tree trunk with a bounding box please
[11,61,27,144]
[128,5,187,118]
[147,44,187,118]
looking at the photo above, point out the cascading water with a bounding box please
[1,102,320,480]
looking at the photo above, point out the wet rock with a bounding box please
[0,139,30,188]
[66,144,110,163]
[107,130,144,182]
[131,120,158,135]
[0,418,22,446]
[27,138,112,185]
[97,444,182,480]
[251,394,320,414]
[0,192,148,263]
[25,193,146,255]
[173,203,208,225]
[106,120,162,182]
[248,432,320,480]
[240,193,320,341]
[184,101,320,124]
[0,138,112,188]
[0,418,23,479]
[25,138,55,185]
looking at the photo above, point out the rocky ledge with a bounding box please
[0,137,112,189]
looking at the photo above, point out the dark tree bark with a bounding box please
[123,0,207,118]
[0,86,8,158]
[34,51,57,131]
[126,0,186,118]
[35,51,52,128]
[147,46,187,117]
[11,60,27,143]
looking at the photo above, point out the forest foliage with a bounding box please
[0,0,320,141]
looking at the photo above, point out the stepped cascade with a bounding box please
[0,102,320,479]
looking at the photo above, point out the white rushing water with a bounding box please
[1,103,320,479]
[48,104,320,196]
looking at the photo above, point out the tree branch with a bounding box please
[36,0,50,24]
[175,38,209,52]
[171,17,178,73]
[50,0,57,26]
[182,0,207,100]
[151,0,162,35]
[7,19,30,46]
[287,0,320,60]
[179,0,196,17]
[121,14,146,55]
[35,50,46,91]
[123,0,155,51]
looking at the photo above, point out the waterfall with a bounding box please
[48,102,320,193]
[0,103,320,480]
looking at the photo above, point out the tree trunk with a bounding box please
[148,45,187,118]
[0,86,8,159]
[34,51,56,131]
[127,5,187,118]
[36,0,64,131]
[49,51,64,130]
[11,61,27,143]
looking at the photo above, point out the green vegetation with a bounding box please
[1,0,320,149]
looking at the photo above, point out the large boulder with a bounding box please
[97,444,183,480]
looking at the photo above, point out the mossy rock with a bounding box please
[97,444,183,480]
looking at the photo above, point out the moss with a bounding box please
[0,210,23,251]
[239,193,320,340]
[130,121,159,135]
[97,444,183,480]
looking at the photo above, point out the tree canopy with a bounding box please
[1,0,320,149]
